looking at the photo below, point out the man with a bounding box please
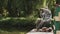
[36,7,52,31]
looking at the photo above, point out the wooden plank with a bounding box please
[56,31,60,34]
[54,16,60,21]
[58,12,60,17]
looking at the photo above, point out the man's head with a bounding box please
[40,7,51,13]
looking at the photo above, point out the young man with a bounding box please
[36,7,52,32]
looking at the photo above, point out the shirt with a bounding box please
[40,8,52,22]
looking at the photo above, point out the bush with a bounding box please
[0,18,36,31]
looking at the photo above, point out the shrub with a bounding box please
[0,18,36,31]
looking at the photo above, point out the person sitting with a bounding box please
[36,7,52,32]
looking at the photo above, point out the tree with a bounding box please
[0,0,56,17]
[0,0,3,15]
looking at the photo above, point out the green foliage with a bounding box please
[0,0,57,17]
[0,0,57,34]
[0,18,36,31]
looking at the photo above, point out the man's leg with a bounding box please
[36,20,45,31]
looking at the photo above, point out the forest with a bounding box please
[0,0,59,34]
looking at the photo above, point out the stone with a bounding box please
[27,29,54,34]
